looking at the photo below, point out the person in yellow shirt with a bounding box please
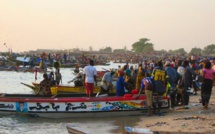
[135,64,145,90]
[151,60,168,115]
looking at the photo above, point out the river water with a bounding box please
[0,68,143,134]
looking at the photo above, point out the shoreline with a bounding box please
[136,87,215,134]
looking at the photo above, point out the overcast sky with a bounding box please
[1,0,215,53]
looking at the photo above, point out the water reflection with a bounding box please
[0,113,142,134]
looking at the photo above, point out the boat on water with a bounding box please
[0,92,169,118]
[31,82,113,94]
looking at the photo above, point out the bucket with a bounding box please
[51,87,58,95]
[123,94,132,98]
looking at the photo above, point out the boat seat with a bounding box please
[97,94,108,97]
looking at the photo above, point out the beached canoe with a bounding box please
[31,82,116,94]
[0,93,169,118]
[66,126,89,134]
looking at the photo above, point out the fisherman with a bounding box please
[116,70,127,96]
[83,59,97,97]
[100,69,115,93]
[54,68,62,85]
[138,73,154,116]
[179,60,196,109]
[74,64,80,74]
[151,60,168,115]
[48,70,55,86]
[125,69,135,93]
[37,73,51,95]
[135,64,145,90]
[165,61,180,109]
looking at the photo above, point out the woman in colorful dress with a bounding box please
[201,61,215,109]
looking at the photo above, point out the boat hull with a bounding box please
[32,82,116,94]
[0,93,169,118]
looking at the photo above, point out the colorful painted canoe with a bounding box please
[0,93,170,118]
[31,82,116,94]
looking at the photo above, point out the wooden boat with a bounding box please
[66,126,89,134]
[31,82,116,94]
[0,93,170,118]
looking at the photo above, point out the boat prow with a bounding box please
[67,126,89,134]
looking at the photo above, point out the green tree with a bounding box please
[132,38,154,53]
[175,48,187,54]
[169,48,187,54]
[99,46,112,53]
[202,44,215,55]
[113,49,124,53]
[190,47,202,55]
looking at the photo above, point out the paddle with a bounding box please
[102,68,109,71]
[20,82,36,90]
[67,73,81,84]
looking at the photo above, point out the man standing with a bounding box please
[151,60,168,115]
[165,61,180,109]
[83,59,97,97]
[138,73,154,116]
[180,60,196,109]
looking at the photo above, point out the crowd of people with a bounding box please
[100,57,215,116]
[37,55,215,117]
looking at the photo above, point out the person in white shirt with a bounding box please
[100,69,115,93]
[83,60,97,97]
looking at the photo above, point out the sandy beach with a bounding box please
[136,87,215,134]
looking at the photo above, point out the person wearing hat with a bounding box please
[100,69,115,93]
[83,59,97,97]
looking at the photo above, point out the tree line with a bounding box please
[94,38,215,56]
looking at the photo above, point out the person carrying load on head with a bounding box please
[151,60,168,116]
[83,59,97,97]
[138,73,154,116]
[37,73,51,95]
[100,68,115,93]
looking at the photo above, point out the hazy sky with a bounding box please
[1,0,215,53]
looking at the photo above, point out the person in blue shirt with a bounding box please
[116,70,127,96]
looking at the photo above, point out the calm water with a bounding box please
[0,69,143,134]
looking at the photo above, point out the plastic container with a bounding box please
[51,87,58,95]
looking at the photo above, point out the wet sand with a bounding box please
[136,88,215,134]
